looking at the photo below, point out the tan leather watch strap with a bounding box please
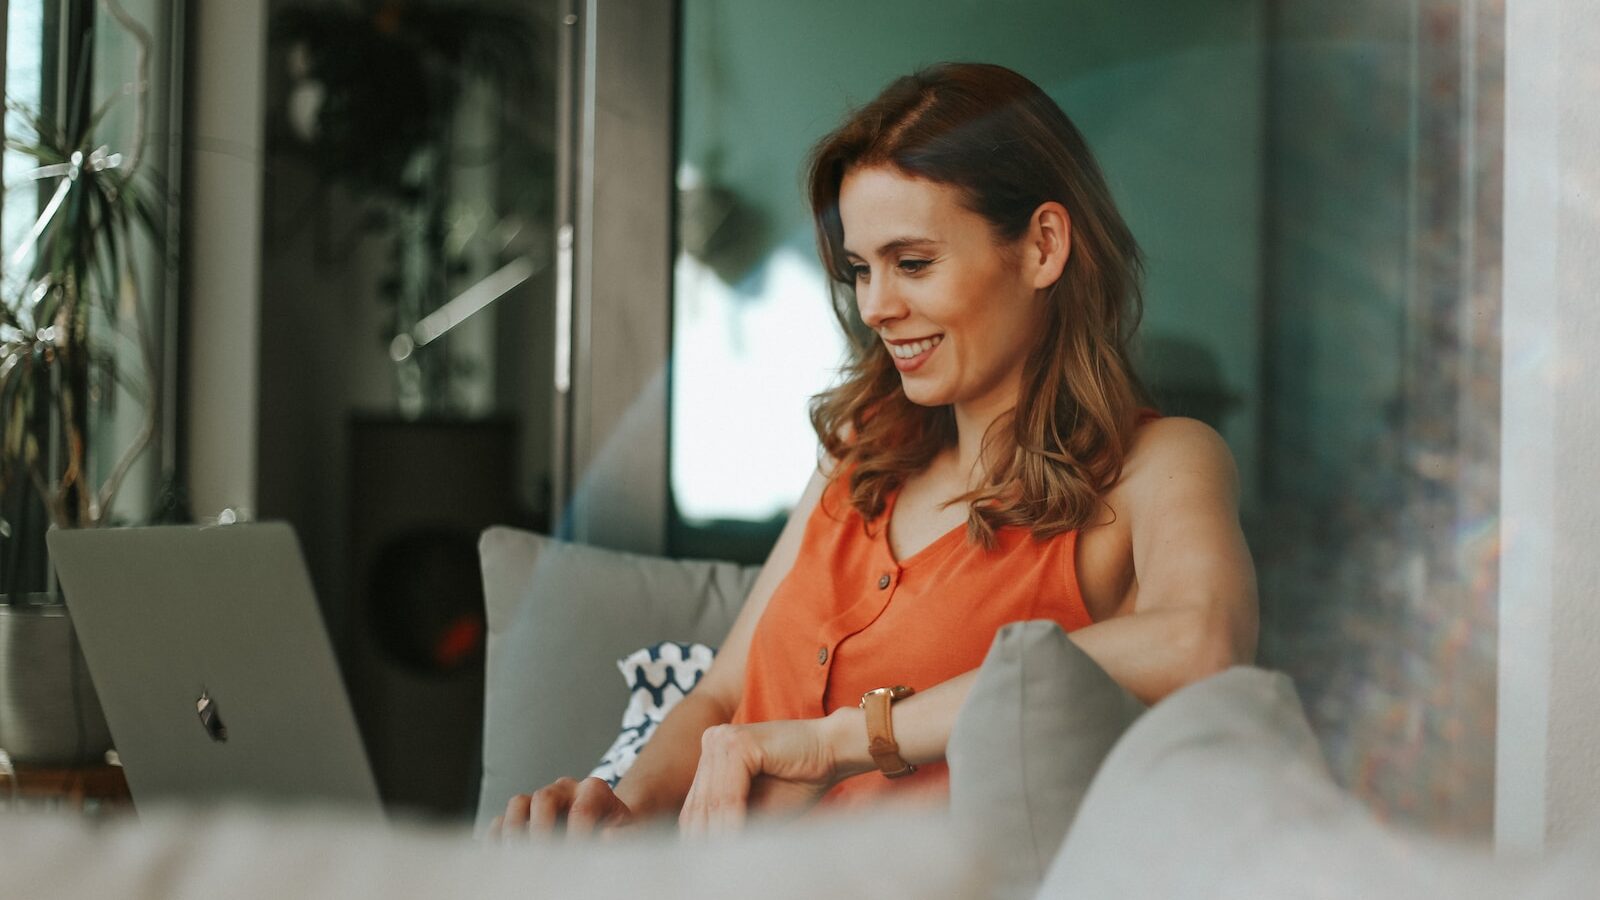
[859,685,917,778]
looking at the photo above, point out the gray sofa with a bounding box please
[472,527,1597,899]
[0,526,1592,899]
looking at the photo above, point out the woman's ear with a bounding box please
[1028,201,1071,290]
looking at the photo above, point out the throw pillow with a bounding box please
[1040,666,1564,898]
[946,619,1148,900]
[475,527,759,832]
[589,641,717,787]
[1039,666,1332,898]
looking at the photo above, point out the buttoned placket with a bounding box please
[814,564,901,693]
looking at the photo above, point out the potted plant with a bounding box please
[0,3,163,766]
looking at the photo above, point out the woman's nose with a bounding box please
[856,277,906,330]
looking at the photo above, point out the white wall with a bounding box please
[1497,0,1600,852]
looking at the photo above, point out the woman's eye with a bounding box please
[849,264,870,281]
[897,259,931,274]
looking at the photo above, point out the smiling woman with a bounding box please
[836,167,1060,451]
[808,63,1151,551]
[494,61,1258,840]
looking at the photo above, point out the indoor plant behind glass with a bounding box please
[272,0,546,417]
[0,8,162,765]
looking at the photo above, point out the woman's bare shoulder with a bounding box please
[1117,415,1240,505]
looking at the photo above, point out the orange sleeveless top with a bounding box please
[729,440,1148,811]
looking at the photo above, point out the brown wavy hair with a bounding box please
[806,62,1151,549]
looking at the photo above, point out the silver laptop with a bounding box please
[47,523,383,817]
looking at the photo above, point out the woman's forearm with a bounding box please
[820,669,974,780]
[822,605,1227,777]
[611,689,734,819]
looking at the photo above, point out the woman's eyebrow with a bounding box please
[842,237,941,260]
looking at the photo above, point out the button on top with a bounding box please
[877,573,892,589]
[817,646,828,665]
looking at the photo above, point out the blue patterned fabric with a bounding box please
[588,641,717,787]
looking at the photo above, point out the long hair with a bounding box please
[805,62,1150,548]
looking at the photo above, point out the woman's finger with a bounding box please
[679,758,718,840]
[678,772,705,839]
[565,777,622,839]
[501,794,533,833]
[708,795,747,839]
[597,820,638,843]
[527,778,578,838]
[681,726,754,839]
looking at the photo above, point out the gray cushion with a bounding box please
[1041,667,1322,897]
[946,619,1147,900]
[1034,666,1528,899]
[475,527,760,829]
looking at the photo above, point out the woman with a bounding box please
[493,62,1258,840]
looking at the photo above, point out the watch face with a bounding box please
[860,684,916,708]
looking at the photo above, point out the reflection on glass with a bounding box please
[2,3,46,292]
[1256,1,1503,836]
[670,0,1502,836]
[270,1,550,418]
[671,221,840,522]
[1,0,180,587]
[670,0,1269,526]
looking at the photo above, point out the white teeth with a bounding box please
[889,335,943,359]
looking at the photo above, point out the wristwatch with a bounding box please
[859,685,917,778]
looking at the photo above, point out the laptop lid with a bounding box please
[47,522,382,817]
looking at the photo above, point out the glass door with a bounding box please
[668,0,1271,560]
[570,0,1503,836]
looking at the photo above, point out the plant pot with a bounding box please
[0,595,115,766]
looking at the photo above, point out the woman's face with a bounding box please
[838,165,1051,414]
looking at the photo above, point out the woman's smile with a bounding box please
[841,165,1047,412]
[886,334,944,371]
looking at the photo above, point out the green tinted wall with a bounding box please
[672,0,1267,525]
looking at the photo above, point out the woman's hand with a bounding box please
[489,776,637,841]
[677,716,846,839]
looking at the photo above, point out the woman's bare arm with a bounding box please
[496,444,846,839]
[679,419,1259,834]
[823,603,1250,778]
[609,456,837,819]
[826,417,1258,773]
